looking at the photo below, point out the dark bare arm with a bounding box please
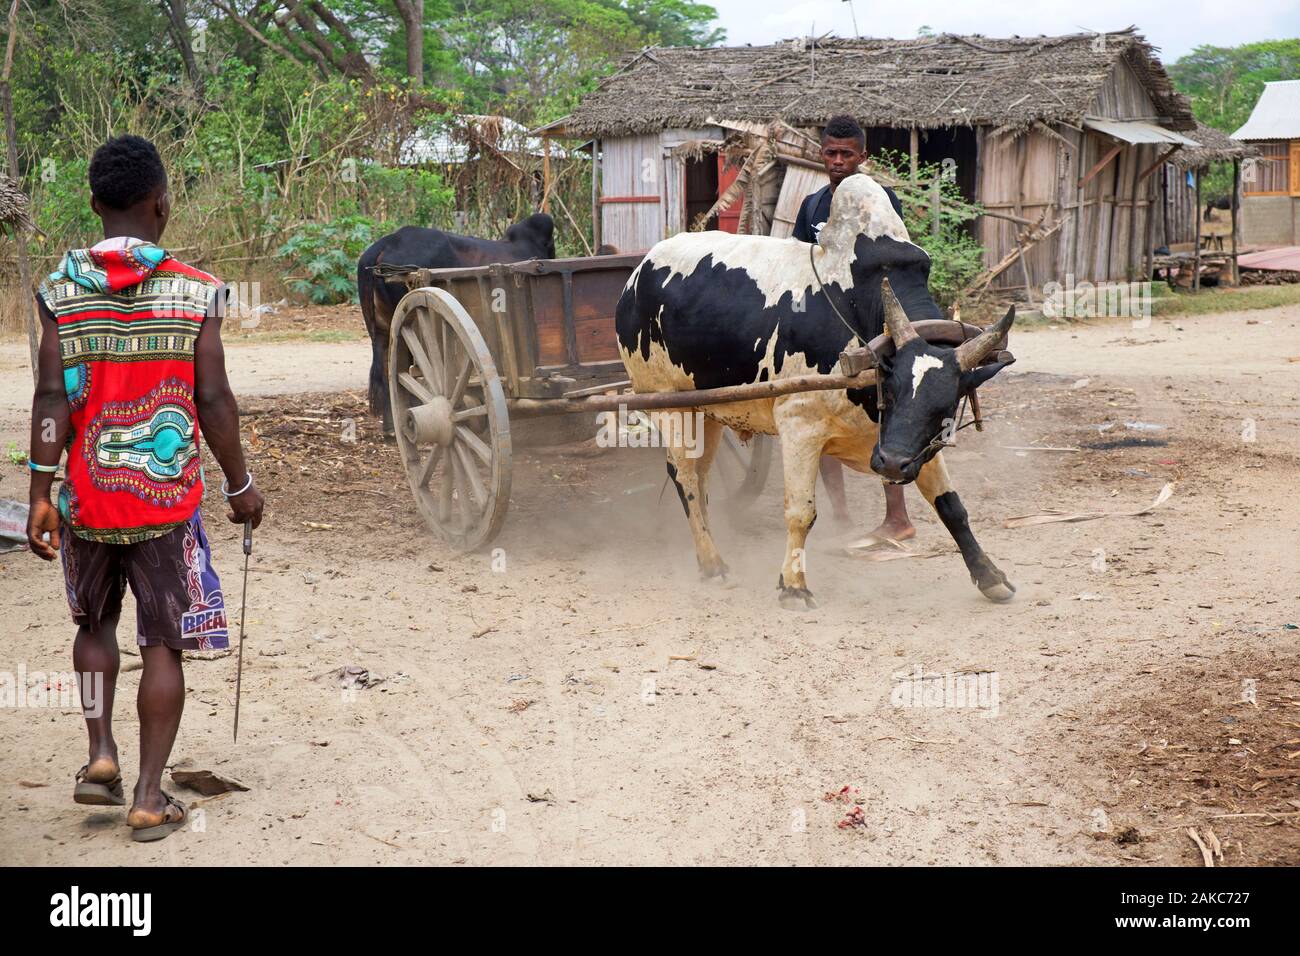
[194,285,264,528]
[26,299,69,559]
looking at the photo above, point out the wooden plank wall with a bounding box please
[975,59,1168,290]
[979,124,1163,288]
[977,126,1061,290]
[600,134,666,253]
[770,165,827,238]
[1155,164,1200,248]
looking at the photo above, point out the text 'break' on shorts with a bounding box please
[59,510,230,651]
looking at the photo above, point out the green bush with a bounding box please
[867,150,987,309]
[360,164,456,230]
[28,158,99,255]
[276,215,376,304]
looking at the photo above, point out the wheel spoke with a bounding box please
[402,325,443,394]
[439,461,454,522]
[398,371,435,405]
[455,425,492,463]
[452,456,475,526]
[418,308,445,385]
[441,317,452,386]
[448,350,473,408]
[417,444,444,488]
[453,441,487,509]
[452,404,488,422]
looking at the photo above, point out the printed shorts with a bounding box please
[60,510,230,651]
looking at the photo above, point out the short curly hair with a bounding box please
[88,135,167,210]
[821,115,865,148]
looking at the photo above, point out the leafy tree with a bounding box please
[1168,39,1300,199]
[1168,39,1300,136]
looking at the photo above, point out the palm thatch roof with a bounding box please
[1171,122,1256,169]
[0,172,35,232]
[555,27,1194,138]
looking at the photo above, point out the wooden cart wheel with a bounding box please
[388,287,512,552]
[713,430,773,511]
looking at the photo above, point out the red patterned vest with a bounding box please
[37,238,221,544]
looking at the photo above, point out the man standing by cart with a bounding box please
[26,134,264,842]
[792,114,914,550]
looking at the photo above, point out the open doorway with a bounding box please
[685,154,720,231]
[865,125,978,204]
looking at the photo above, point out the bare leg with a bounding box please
[844,481,916,551]
[818,456,851,526]
[131,645,185,815]
[73,615,120,780]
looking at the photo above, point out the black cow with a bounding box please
[358,213,555,434]
[615,173,1016,609]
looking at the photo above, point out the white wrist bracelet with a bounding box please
[221,470,254,498]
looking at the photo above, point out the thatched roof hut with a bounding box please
[1172,122,1255,169]
[0,172,35,233]
[555,28,1194,139]
[549,27,1210,294]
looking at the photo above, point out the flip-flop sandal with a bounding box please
[842,534,910,556]
[128,793,187,843]
[74,764,126,806]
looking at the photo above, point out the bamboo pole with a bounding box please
[929,177,941,239]
[541,135,552,214]
[1193,168,1202,293]
[592,138,602,250]
[1231,159,1241,285]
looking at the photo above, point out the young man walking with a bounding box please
[26,134,264,841]
[792,114,915,550]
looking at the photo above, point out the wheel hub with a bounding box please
[407,396,455,447]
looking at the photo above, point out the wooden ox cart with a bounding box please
[379,254,1002,552]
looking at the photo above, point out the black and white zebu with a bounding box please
[614,173,1017,609]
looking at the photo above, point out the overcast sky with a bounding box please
[702,0,1300,61]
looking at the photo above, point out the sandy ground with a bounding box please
[1,304,1297,866]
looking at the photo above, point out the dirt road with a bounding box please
[2,305,1297,865]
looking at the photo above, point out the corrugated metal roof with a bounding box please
[1083,118,1200,146]
[1233,80,1300,141]
[1238,246,1300,271]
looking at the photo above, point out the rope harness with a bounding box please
[806,246,987,462]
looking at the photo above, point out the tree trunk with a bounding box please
[160,0,203,99]
[393,0,424,87]
[2,0,36,383]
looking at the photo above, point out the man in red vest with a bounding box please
[26,135,264,842]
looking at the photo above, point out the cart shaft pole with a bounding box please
[508,369,878,418]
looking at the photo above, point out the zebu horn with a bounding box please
[880,276,919,347]
[955,305,1016,371]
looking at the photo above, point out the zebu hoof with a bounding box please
[777,584,818,611]
[699,560,731,584]
[972,564,1016,603]
[980,580,1016,603]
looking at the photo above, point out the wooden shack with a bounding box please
[1234,80,1300,245]
[541,29,1202,292]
